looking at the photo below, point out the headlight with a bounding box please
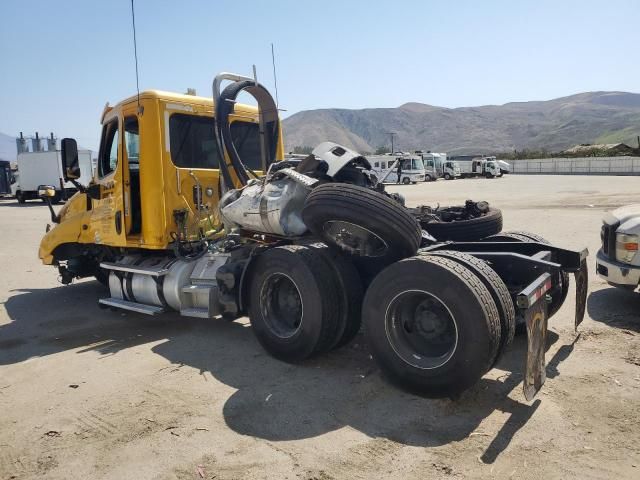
[615,233,639,263]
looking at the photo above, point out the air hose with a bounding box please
[214,79,280,190]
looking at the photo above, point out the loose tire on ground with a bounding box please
[302,183,422,264]
[363,255,501,397]
[247,245,342,362]
[422,250,515,367]
[421,207,503,242]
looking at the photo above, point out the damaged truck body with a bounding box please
[38,72,588,399]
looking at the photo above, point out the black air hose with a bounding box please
[215,80,280,189]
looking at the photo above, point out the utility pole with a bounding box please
[386,132,397,154]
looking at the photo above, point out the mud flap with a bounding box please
[516,273,552,401]
[574,259,588,331]
[523,299,547,401]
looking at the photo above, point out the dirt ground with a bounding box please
[1,174,639,480]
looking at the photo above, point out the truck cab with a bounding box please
[38,89,283,279]
[596,204,640,290]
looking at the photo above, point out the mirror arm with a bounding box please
[44,197,60,224]
[70,179,86,193]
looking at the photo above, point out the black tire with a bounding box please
[444,173,452,180]
[425,174,433,182]
[16,191,25,204]
[421,207,503,242]
[302,183,421,264]
[248,245,342,361]
[363,255,501,397]
[297,241,364,349]
[500,231,570,319]
[423,250,515,367]
[402,177,411,185]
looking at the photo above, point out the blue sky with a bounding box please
[0,0,638,151]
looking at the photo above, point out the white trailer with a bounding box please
[14,150,92,203]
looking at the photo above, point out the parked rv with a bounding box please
[369,154,426,184]
[14,150,93,203]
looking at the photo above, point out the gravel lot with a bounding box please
[1,175,639,479]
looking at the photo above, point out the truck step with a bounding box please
[180,307,210,318]
[100,262,169,277]
[98,298,165,315]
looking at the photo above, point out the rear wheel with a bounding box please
[16,190,25,204]
[363,255,501,397]
[298,241,364,349]
[423,250,515,367]
[248,245,341,362]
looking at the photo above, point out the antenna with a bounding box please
[130,0,142,114]
[271,43,279,109]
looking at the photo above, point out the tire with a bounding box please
[423,250,515,367]
[302,183,422,264]
[425,174,432,182]
[421,207,503,242]
[402,177,411,185]
[444,173,451,180]
[16,191,25,204]
[363,255,501,397]
[297,241,364,349]
[497,231,570,319]
[247,245,342,362]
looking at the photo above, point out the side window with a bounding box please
[124,117,140,166]
[169,114,220,168]
[374,162,379,168]
[99,120,119,177]
[230,121,262,170]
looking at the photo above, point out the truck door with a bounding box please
[90,115,128,246]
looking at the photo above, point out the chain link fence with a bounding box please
[510,157,640,175]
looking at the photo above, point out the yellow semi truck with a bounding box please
[37,72,588,399]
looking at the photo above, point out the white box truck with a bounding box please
[14,150,92,204]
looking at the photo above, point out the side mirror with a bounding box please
[38,185,57,198]
[61,138,80,181]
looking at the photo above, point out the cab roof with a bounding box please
[113,89,259,114]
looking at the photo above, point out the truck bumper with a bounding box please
[596,248,640,288]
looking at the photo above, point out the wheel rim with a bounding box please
[322,220,388,257]
[259,273,303,338]
[385,289,458,369]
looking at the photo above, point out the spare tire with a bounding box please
[302,183,421,264]
[420,207,502,241]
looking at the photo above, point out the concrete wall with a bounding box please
[510,156,640,175]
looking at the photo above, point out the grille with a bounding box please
[602,221,619,260]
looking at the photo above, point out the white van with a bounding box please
[369,154,426,184]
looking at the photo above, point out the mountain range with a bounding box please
[282,91,640,154]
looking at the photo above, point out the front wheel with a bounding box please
[425,174,432,182]
[16,191,25,204]
[444,173,451,180]
[402,177,411,185]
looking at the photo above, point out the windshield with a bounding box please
[487,161,495,167]
[412,158,424,170]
